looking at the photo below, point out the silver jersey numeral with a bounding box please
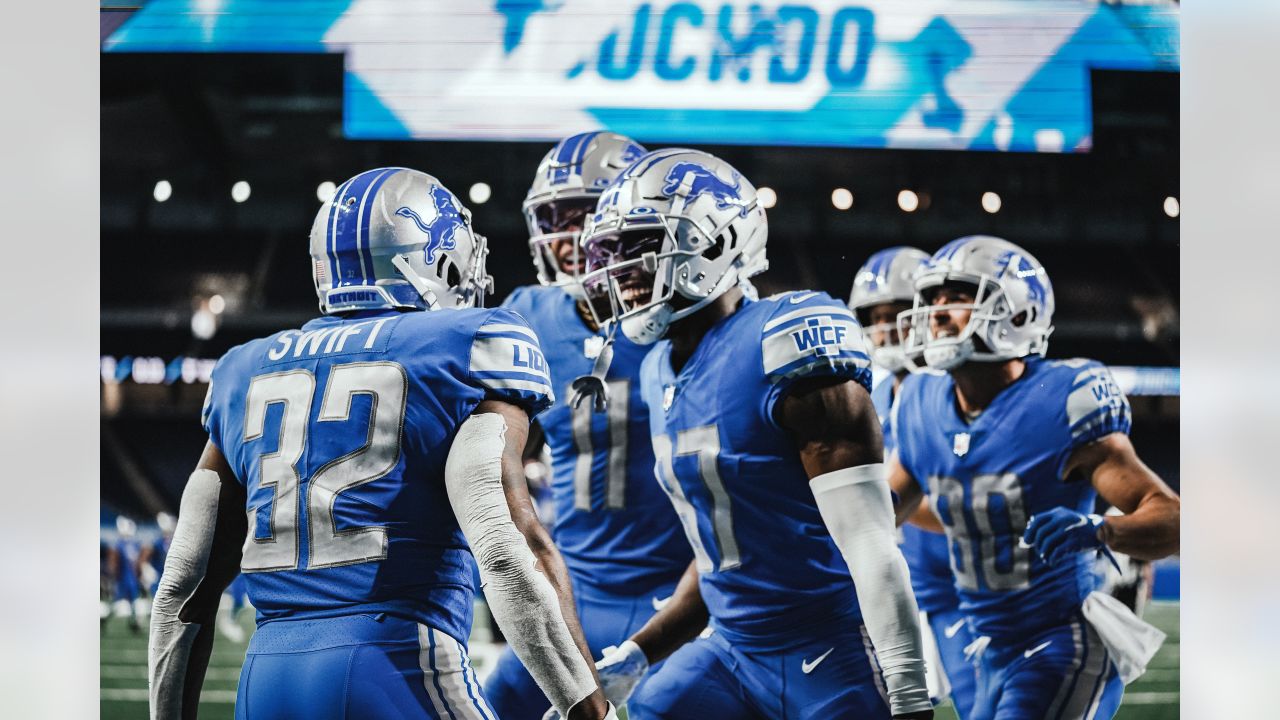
[571,379,630,511]
[308,362,406,569]
[653,425,741,573]
[241,370,314,572]
[240,362,406,573]
[929,473,1031,592]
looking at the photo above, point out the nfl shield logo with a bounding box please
[953,432,971,457]
[584,336,605,359]
[663,385,676,412]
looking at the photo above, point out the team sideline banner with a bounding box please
[104,0,1179,151]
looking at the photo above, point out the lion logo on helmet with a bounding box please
[396,186,466,264]
[661,162,751,218]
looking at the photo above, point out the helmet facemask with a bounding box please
[581,204,753,345]
[523,194,595,300]
[853,302,912,374]
[898,275,1051,371]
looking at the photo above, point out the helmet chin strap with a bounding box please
[570,321,619,413]
[391,254,441,310]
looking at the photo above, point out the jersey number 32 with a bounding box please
[240,362,406,573]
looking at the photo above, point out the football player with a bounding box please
[571,149,933,719]
[850,247,977,719]
[109,515,143,633]
[889,235,1180,720]
[485,132,694,719]
[148,168,615,720]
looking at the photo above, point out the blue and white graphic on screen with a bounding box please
[105,1,1179,152]
[893,357,1132,641]
[201,307,552,645]
[639,291,872,652]
[502,285,691,595]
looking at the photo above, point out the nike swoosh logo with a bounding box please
[802,647,835,674]
[789,292,819,304]
[944,619,965,639]
[1024,641,1052,659]
[652,595,671,611]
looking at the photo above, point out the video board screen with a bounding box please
[105,0,1179,152]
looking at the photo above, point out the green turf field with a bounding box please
[102,601,1179,719]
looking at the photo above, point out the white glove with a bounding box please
[540,700,620,720]
[596,640,650,707]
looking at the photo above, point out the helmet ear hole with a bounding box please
[704,225,734,262]
[1012,310,1028,327]
[445,260,461,289]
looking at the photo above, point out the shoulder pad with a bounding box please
[759,291,870,388]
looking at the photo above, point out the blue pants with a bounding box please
[236,614,497,720]
[629,624,892,720]
[926,607,978,719]
[485,581,677,720]
[969,616,1123,720]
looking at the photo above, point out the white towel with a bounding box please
[1081,591,1167,684]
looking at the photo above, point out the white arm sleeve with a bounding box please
[811,464,932,716]
[148,469,220,720]
[445,413,597,715]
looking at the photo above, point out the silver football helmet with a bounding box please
[848,246,930,373]
[523,132,647,299]
[309,168,491,314]
[897,235,1054,370]
[579,149,768,344]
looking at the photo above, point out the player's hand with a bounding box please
[595,640,649,707]
[1022,508,1111,566]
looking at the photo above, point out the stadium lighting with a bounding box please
[982,191,1002,214]
[191,309,217,340]
[758,187,777,209]
[231,180,251,203]
[209,294,226,315]
[469,182,492,205]
[1163,196,1179,218]
[153,180,172,203]
[831,188,853,210]
[898,189,919,213]
[316,181,336,203]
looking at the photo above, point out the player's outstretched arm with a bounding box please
[779,377,933,720]
[445,400,612,720]
[1065,433,1180,561]
[149,441,246,720]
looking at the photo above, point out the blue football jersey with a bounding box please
[871,377,957,615]
[894,357,1132,641]
[502,285,691,595]
[639,291,873,652]
[202,307,554,645]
